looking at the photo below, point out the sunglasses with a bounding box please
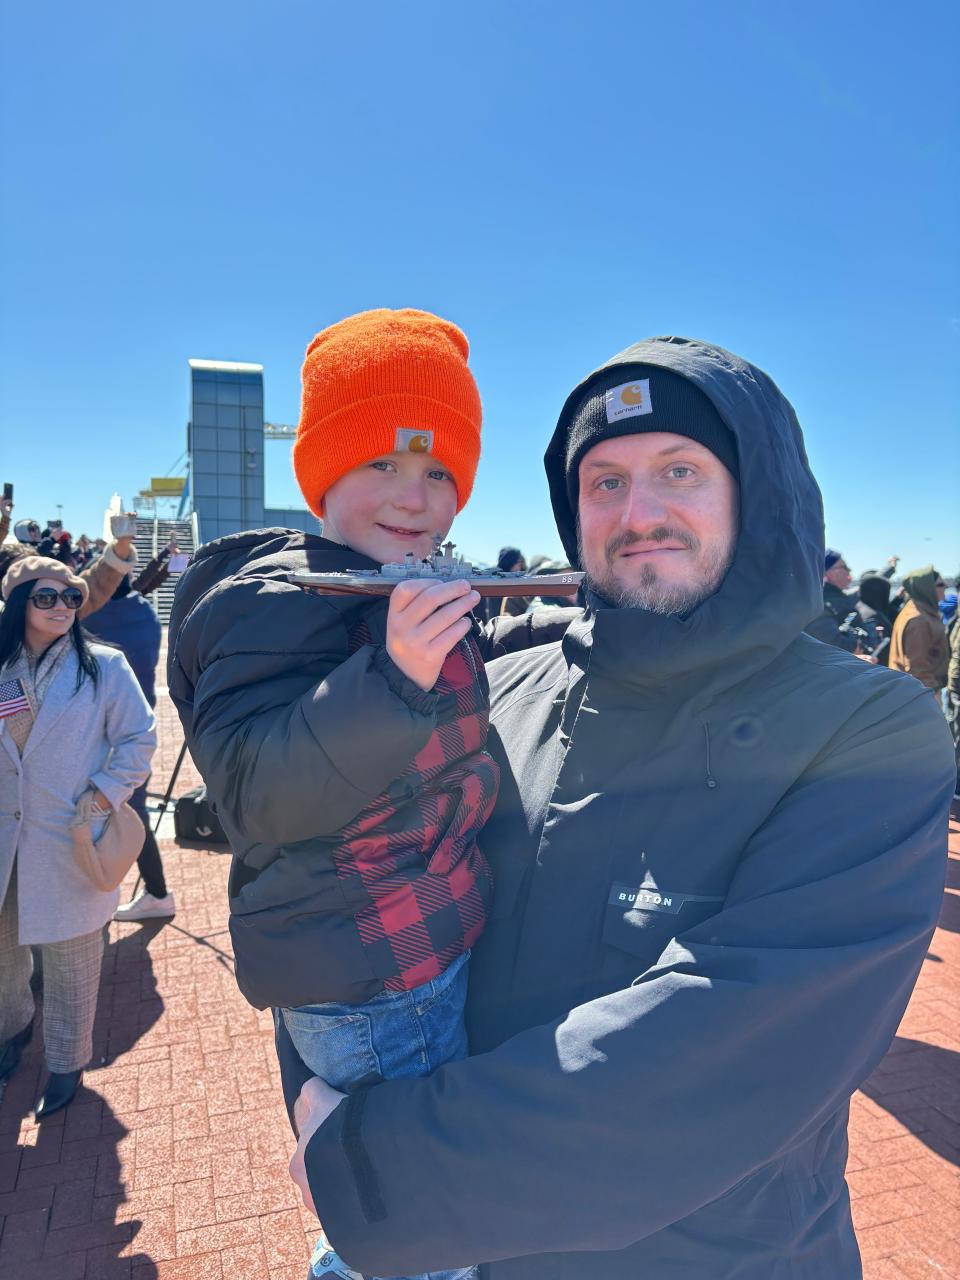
[29,587,84,611]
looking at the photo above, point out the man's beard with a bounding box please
[577,524,734,615]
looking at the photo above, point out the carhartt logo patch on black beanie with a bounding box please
[564,365,739,511]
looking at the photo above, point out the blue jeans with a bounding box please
[281,951,476,1280]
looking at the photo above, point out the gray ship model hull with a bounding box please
[290,570,583,598]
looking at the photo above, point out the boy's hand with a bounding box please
[387,579,481,691]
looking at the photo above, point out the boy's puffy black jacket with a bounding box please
[167,529,575,1009]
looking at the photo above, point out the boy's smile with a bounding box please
[320,449,459,564]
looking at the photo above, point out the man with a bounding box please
[855,573,895,665]
[287,337,954,1279]
[83,561,175,921]
[805,548,860,651]
[495,546,529,618]
[889,566,949,696]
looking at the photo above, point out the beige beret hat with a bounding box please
[1,555,90,605]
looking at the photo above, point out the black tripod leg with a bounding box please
[154,740,189,835]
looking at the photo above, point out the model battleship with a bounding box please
[291,537,583,599]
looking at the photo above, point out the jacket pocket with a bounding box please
[280,1005,382,1091]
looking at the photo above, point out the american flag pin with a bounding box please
[0,679,29,720]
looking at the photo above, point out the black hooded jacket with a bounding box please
[856,575,894,664]
[297,338,955,1280]
[806,580,861,652]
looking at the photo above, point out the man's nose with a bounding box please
[620,480,669,531]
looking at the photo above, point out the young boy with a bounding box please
[169,310,570,1280]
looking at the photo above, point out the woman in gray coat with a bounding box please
[0,557,156,1117]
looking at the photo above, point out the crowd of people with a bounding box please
[804,545,960,792]
[0,312,957,1279]
[0,502,110,575]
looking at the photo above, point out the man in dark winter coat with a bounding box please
[83,575,175,919]
[288,337,955,1280]
[856,572,895,665]
[805,548,860,651]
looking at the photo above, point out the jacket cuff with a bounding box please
[304,1094,381,1264]
[88,772,130,810]
[103,543,139,573]
[371,646,440,716]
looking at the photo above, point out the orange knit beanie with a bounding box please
[294,308,482,516]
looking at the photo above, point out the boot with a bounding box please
[0,1020,34,1082]
[34,1069,83,1120]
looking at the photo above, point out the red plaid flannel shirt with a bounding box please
[330,619,500,992]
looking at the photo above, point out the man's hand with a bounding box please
[289,1076,347,1217]
[109,512,138,559]
[0,496,12,519]
[114,513,139,559]
[386,579,480,691]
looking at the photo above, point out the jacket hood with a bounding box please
[902,566,939,615]
[545,336,825,688]
[858,574,892,615]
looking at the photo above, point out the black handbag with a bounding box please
[173,785,229,845]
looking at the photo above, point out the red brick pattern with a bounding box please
[0,648,957,1278]
[850,801,960,1278]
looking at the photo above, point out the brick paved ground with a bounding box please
[0,652,957,1279]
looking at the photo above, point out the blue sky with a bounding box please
[2,1,957,575]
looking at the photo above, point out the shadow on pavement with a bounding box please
[0,926,167,1274]
[937,884,960,935]
[861,1036,960,1169]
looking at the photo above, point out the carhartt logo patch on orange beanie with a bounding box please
[293,308,482,517]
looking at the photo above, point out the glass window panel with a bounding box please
[193,383,218,406]
[217,429,241,450]
[216,404,241,429]
[193,450,218,474]
[192,403,217,427]
[194,474,217,498]
[219,475,241,498]
[242,406,264,430]
[218,452,241,475]
[216,381,241,405]
[240,382,263,406]
[218,499,242,519]
[191,426,217,451]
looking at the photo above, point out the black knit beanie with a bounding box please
[563,364,739,512]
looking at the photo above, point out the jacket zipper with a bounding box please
[461,630,495,762]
